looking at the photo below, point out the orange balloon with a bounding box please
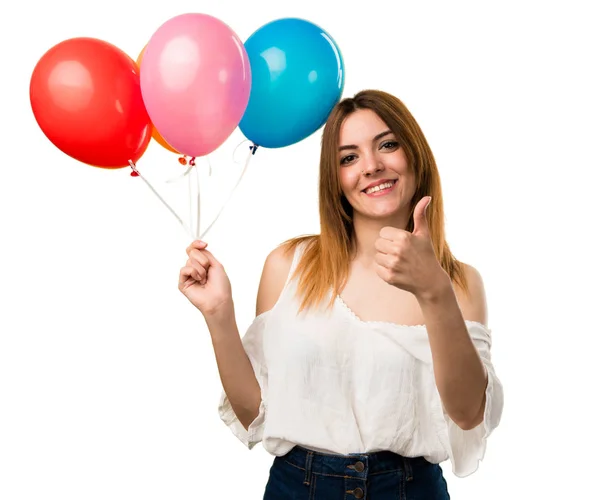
[136,45,147,67]
[151,128,179,153]
[136,45,180,155]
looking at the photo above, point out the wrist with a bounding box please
[204,300,236,330]
[417,274,453,305]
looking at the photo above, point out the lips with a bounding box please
[362,179,397,194]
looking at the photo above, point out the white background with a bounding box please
[1,0,598,498]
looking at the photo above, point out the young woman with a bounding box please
[178,90,504,499]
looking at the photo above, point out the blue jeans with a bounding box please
[263,445,450,499]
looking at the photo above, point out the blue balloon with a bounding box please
[239,18,345,149]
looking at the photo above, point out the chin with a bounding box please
[369,211,401,221]
[359,205,403,221]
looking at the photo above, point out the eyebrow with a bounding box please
[338,130,394,151]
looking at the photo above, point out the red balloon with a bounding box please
[30,37,152,168]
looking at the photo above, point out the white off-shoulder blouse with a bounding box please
[218,243,504,478]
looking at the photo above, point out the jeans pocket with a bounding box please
[264,457,311,499]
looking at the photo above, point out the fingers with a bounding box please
[374,251,396,269]
[187,247,220,285]
[186,252,208,285]
[374,237,398,255]
[181,240,223,288]
[189,249,210,269]
[179,265,203,288]
[199,248,222,268]
[186,240,222,266]
[186,239,208,255]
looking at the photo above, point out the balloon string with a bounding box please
[195,160,201,238]
[167,138,247,185]
[166,156,197,184]
[206,155,213,176]
[188,162,194,236]
[185,159,202,239]
[128,160,194,239]
[167,164,193,183]
[232,139,254,163]
[199,144,258,239]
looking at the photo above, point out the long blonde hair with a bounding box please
[281,89,468,312]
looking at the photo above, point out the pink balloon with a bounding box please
[140,14,251,157]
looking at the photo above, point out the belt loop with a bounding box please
[402,457,413,482]
[303,451,314,485]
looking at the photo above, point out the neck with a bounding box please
[351,211,411,265]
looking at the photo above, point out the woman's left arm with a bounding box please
[375,196,490,430]
[416,266,488,430]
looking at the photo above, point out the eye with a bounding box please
[340,154,357,165]
[381,140,399,150]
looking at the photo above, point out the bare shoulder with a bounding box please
[454,262,489,327]
[255,243,297,316]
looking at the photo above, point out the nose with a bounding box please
[362,154,383,176]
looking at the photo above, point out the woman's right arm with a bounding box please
[207,308,261,430]
[206,244,294,430]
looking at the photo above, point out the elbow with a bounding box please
[240,413,256,431]
[452,395,486,431]
[455,413,483,431]
[235,403,262,431]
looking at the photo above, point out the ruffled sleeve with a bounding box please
[434,321,504,478]
[217,312,269,450]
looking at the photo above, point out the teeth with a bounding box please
[365,181,394,194]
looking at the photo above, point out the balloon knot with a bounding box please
[189,157,196,166]
[178,156,187,165]
[128,160,140,177]
[250,144,259,155]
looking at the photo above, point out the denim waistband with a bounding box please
[279,445,430,479]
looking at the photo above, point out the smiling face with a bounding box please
[338,108,416,223]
